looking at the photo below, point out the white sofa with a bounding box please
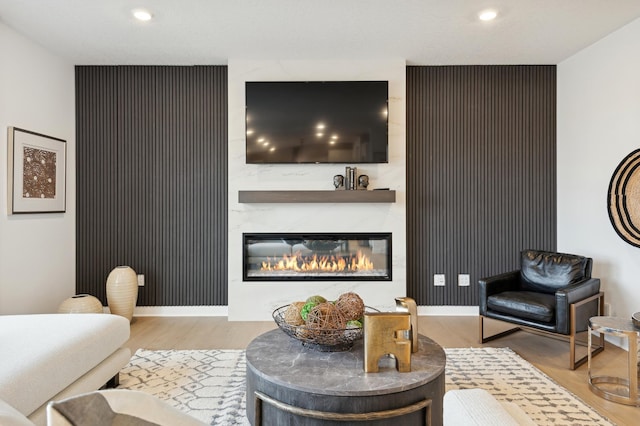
[0,314,131,426]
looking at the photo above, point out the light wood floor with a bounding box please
[125,316,637,425]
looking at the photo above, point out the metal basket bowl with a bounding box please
[272,305,375,352]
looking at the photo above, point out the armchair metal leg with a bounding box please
[479,315,521,344]
[569,292,605,370]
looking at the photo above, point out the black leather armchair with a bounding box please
[479,249,604,369]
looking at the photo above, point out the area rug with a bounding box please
[118,347,614,426]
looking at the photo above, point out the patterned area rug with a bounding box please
[118,347,613,426]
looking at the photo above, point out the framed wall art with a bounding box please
[7,127,66,214]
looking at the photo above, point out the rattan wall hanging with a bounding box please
[608,148,640,248]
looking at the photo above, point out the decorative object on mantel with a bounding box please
[345,166,357,190]
[632,312,640,328]
[7,127,67,214]
[58,294,103,313]
[358,174,369,189]
[273,292,373,351]
[333,174,344,190]
[607,148,640,248]
[106,265,138,322]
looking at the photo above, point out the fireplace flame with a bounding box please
[261,250,374,273]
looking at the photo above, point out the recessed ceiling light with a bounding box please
[132,9,153,22]
[478,9,497,21]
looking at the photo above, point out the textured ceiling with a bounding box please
[1,0,640,65]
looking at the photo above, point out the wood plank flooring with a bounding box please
[125,315,637,425]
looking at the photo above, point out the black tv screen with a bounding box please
[245,81,388,164]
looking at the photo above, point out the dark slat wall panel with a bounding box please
[406,66,556,306]
[76,66,228,306]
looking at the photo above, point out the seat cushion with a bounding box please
[487,291,556,323]
[0,314,130,416]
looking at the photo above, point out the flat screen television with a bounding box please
[245,81,388,164]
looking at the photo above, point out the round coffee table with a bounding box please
[246,329,446,425]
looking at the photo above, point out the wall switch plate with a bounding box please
[458,274,470,287]
[604,303,611,316]
[137,274,144,287]
[434,274,445,286]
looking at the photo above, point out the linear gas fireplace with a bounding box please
[243,233,392,281]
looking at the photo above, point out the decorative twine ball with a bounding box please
[335,292,365,321]
[284,301,306,326]
[306,302,347,330]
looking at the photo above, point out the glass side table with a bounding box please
[588,316,640,406]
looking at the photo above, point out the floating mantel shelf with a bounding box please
[238,190,396,204]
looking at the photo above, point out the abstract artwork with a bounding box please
[608,148,640,247]
[22,147,57,199]
[7,127,66,214]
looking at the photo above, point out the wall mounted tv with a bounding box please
[245,81,388,164]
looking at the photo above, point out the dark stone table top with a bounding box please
[246,329,446,397]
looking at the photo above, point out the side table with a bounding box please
[588,316,640,406]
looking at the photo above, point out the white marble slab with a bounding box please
[227,59,407,320]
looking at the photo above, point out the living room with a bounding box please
[1,1,640,425]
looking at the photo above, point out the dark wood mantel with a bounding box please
[238,190,396,203]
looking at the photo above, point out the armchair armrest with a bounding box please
[478,270,520,315]
[555,278,601,334]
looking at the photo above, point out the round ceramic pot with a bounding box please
[58,294,103,314]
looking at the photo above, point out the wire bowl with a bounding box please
[272,305,377,352]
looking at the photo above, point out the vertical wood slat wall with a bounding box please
[406,66,557,306]
[76,66,228,306]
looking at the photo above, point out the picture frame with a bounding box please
[7,127,66,214]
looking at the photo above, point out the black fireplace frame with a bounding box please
[243,232,392,282]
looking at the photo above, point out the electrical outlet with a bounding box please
[434,274,445,286]
[458,274,470,287]
[137,274,144,287]
[604,303,611,316]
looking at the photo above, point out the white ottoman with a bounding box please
[444,389,535,425]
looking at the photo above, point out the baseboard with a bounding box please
[131,305,478,317]
[418,306,479,316]
[133,306,229,317]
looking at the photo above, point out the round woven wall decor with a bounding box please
[608,148,640,248]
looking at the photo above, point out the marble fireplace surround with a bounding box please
[227,59,407,321]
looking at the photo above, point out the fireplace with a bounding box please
[243,233,392,281]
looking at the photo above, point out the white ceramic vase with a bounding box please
[106,266,138,322]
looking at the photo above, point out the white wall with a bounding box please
[227,59,406,320]
[0,23,76,314]
[558,18,640,322]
